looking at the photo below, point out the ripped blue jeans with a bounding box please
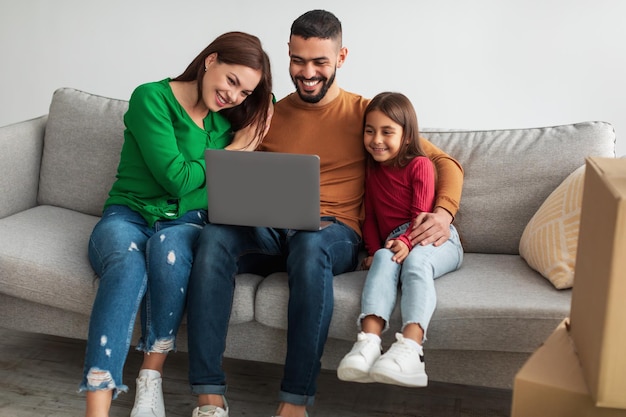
[80,204,206,398]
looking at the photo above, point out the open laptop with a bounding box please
[205,149,329,231]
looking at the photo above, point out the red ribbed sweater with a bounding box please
[362,156,435,255]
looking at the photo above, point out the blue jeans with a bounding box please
[360,223,463,341]
[186,218,361,406]
[80,205,206,398]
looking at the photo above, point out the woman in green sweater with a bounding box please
[80,32,272,417]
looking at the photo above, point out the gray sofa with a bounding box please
[0,88,616,389]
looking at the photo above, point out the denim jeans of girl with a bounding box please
[360,223,463,340]
[186,217,361,407]
[79,205,206,398]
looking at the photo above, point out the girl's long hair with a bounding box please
[364,92,426,168]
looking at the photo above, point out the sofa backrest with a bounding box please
[37,88,617,255]
[38,88,128,216]
[423,123,616,254]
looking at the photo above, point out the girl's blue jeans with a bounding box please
[79,204,206,398]
[360,223,463,341]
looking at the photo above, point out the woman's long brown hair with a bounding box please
[172,31,272,141]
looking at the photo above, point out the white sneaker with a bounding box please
[130,369,165,417]
[192,398,229,417]
[370,333,428,387]
[337,332,382,383]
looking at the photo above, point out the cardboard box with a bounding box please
[511,319,626,417]
[569,157,626,408]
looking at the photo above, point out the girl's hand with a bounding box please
[385,239,409,264]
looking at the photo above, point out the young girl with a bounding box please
[337,92,463,387]
[80,32,272,417]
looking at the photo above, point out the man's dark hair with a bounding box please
[290,9,342,43]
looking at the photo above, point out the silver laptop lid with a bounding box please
[205,149,322,231]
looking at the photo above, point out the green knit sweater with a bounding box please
[105,78,232,226]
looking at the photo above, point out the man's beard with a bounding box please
[292,69,336,104]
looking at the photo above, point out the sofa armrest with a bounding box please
[0,115,47,219]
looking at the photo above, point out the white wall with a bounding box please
[1,0,624,156]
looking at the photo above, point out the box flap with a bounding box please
[512,319,626,416]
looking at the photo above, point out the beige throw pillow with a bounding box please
[519,164,586,289]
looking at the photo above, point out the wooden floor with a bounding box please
[0,327,512,417]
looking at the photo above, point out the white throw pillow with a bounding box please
[519,164,586,289]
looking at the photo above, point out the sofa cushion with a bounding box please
[38,88,128,216]
[0,205,100,315]
[519,164,585,289]
[422,122,615,254]
[0,205,259,324]
[255,253,571,354]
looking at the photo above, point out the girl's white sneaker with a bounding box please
[369,333,428,387]
[337,332,382,383]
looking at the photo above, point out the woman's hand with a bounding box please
[263,98,274,137]
[226,124,262,151]
[225,97,274,151]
